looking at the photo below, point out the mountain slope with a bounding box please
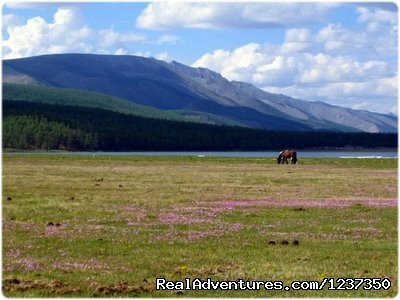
[166,61,289,118]
[232,81,397,133]
[3,53,397,132]
[3,83,245,126]
[3,54,312,131]
[166,61,364,132]
[3,83,187,121]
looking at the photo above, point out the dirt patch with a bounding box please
[93,281,155,296]
[3,278,153,296]
[3,278,81,295]
[194,263,239,276]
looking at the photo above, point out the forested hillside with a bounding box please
[3,83,188,121]
[4,115,97,150]
[3,101,397,151]
[3,83,245,126]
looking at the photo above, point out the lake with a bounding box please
[6,150,398,158]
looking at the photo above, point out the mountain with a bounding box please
[3,54,312,131]
[3,53,397,132]
[166,61,362,132]
[2,83,243,126]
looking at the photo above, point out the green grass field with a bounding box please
[2,154,397,297]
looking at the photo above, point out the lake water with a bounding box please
[7,150,398,158]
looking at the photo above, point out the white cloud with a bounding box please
[3,8,96,59]
[53,7,80,25]
[281,28,312,53]
[98,29,146,48]
[281,42,311,54]
[3,14,21,27]
[192,18,397,114]
[193,43,272,83]
[115,48,128,55]
[154,34,180,45]
[298,54,392,84]
[154,51,170,61]
[315,23,368,52]
[285,28,311,42]
[315,18,397,59]
[357,6,397,24]
[3,8,176,59]
[193,44,393,87]
[136,2,336,30]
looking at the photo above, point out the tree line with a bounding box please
[3,101,397,151]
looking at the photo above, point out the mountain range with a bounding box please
[3,53,397,133]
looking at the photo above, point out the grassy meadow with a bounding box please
[2,154,398,297]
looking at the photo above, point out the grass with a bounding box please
[2,154,397,297]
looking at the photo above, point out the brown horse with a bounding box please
[277,150,298,164]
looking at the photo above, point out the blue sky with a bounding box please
[2,2,398,114]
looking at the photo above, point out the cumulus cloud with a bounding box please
[136,2,336,30]
[193,43,394,87]
[3,8,95,59]
[280,28,312,54]
[285,28,312,42]
[3,7,173,59]
[192,14,397,114]
[357,6,397,24]
[314,22,397,59]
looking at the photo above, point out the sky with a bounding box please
[2,1,398,114]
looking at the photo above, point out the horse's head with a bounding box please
[277,150,285,164]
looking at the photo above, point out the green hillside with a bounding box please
[3,83,242,126]
[2,83,186,120]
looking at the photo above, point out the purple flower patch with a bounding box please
[20,258,42,271]
[116,197,395,243]
[211,198,397,209]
